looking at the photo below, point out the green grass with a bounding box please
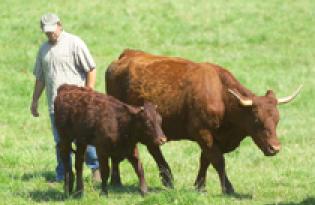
[1,0,315,204]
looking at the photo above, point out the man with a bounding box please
[30,13,100,182]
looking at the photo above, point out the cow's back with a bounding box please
[106,50,225,139]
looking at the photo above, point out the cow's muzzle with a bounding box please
[265,143,281,156]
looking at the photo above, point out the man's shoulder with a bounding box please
[63,31,83,44]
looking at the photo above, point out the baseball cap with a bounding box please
[40,13,60,32]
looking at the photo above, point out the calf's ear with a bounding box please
[143,102,157,109]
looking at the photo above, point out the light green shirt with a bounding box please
[33,31,96,113]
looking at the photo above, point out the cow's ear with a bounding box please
[124,104,143,115]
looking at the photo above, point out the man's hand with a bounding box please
[30,100,39,117]
[30,79,45,117]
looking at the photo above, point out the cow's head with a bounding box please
[229,85,302,156]
[125,102,167,146]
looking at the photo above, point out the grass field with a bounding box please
[0,0,314,204]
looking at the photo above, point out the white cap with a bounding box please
[40,13,60,32]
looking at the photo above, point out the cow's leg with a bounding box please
[195,146,234,194]
[194,150,211,191]
[74,143,87,197]
[146,145,174,188]
[95,146,110,196]
[209,146,234,194]
[59,140,74,196]
[194,129,213,191]
[195,129,234,194]
[127,146,148,196]
[110,157,122,186]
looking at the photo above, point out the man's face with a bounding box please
[45,24,62,44]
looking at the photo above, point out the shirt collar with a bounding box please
[56,31,65,42]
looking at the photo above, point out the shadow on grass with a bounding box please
[212,192,253,200]
[226,192,253,200]
[265,197,315,205]
[98,184,165,194]
[27,189,65,202]
[20,171,164,201]
[19,171,66,202]
[21,170,56,182]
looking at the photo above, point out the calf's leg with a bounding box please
[110,157,122,186]
[147,145,174,188]
[95,146,110,196]
[59,141,74,196]
[74,143,87,197]
[127,147,148,196]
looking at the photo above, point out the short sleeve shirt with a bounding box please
[33,31,96,113]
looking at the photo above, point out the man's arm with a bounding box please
[86,68,96,89]
[30,79,45,117]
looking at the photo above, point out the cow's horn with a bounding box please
[277,85,303,105]
[228,89,253,106]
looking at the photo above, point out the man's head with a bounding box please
[40,13,62,44]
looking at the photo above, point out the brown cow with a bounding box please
[105,49,302,194]
[54,84,166,196]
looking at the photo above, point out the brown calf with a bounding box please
[54,84,166,196]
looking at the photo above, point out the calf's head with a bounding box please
[125,102,167,146]
[229,85,302,156]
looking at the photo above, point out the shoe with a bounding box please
[92,168,101,182]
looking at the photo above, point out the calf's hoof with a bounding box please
[162,178,174,189]
[64,186,72,198]
[110,180,123,187]
[160,170,174,188]
[100,190,108,197]
[73,190,84,198]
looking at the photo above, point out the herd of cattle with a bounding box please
[54,49,302,197]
